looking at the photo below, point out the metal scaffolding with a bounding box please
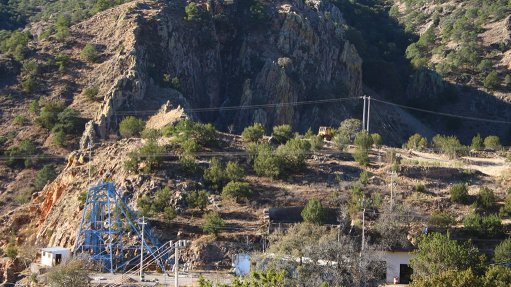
[73,181,167,273]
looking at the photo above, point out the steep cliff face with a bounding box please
[83,0,363,143]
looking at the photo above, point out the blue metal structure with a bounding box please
[73,181,168,273]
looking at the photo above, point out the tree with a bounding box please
[493,238,511,264]
[184,2,206,22]
[221,181,251,202]
[338,118,362,143]
[253,143,281,178]
[332,132,350,150]
[202,212,225,235]
[483,265,511,287]
[276,138,311,173]
[34,164,57,191]
[483,71,499,90]
[471,134,483,150]
[80,43,98,63]
[429,211,455,228]
[410,233,484,279]
[478,186,495,209]
[242,123,265,142]
[301,199,326,224]
[371,133,382,148]
[47,260,89,287]
[483,135,501,150]
[407,133,428,150]
[119,116,145,138]
[463,213,503,238]
[450,183,469,204]
[411,268,483,287]
[203,158,226,191]
[225,161,245,182]
[272,124,293,144]
[187,190,209,211]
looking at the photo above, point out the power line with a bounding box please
[372,98,511,125]
[113,97,362,116]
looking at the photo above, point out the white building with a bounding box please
[384,251,414,284]
[40,247,71,267]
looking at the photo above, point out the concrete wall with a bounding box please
[384,251,414,283]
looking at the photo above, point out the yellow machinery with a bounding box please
[318,126,333,140]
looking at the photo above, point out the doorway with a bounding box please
[399,264,413,283]
[55,254,62,265]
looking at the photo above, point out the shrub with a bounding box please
[338,118,362,143]
[463,213,502,237]
[483,135,501,150]
[354,131,373,150]
[471,133,483,150]
[478,186,495,209]
[241,123,265,142]
[78,192,87,204]
[185,3,206,22]
[6,139,37,168]
[83,86,99,101]
[5,244,17,259]
[505,75,511,87]
[0,31,30,60]
[187,190,209,211]
[14,187,33,205]
[203,158,226,191]
[126,137,164,173]
[47,259,89,287]
[493,238,511,264]
[483,71,499,90]
[29,99,40,114]
[225,161,245,182]
[119,116,145,138]
[301,199,326,224]
[34,164,57,191]
[221,181,251,202]
[80,43,98,63]
[253,143,281,178]
[36,101,66,130]
[54,15,70,41]
[332,132,349,150]
[272,124,293,144]
[52,130,66,146]
[163,206,176,221]
[407,133,428,150]
[22,76,37,92]
[13,115,26,125]
[359,170,369,185]
[414,183,426,193]
[162,119,217,148]
[202,211,225,235]
[450,183,469,204]
[483,265,511,287]
[354,148,369,166]
[276,138,311,173]
[53,108,81,134]
[429,211,454,227]
[371,133,382,148]
[499,195,511,217]
[432,134,466,158]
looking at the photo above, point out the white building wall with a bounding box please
[384,251,414,283]
[40,249,71,267]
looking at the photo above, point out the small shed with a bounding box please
[40,247,71,267]
[384,250,414,284]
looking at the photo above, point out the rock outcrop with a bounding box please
[80,0,363,147]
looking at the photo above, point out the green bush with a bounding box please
[21,76,37,92]
[499,195,511,217]
[0,30,30,60]
[471,133,483,150]
[504,75,511,87]
[414,183,426,193]
[483,71,499,90]
[184,3,207,22]
[253,143,281,178]
[478,186,495,209]
[354,131,373,150]
[407,133,428,150]
[162,119,217,148]
[54,15,70,40]
[221,181,251,202]
[34,164,57,191]
[80,43,98,63]
[429,211,454,227]
[163,206,176,221]
[187,190,209,211]
[450,183,469,204]
[241,123,265,142]
[463,213,502,237]
[225,161,245,182]
[483,135,501,150]
[14,187,33,205]
[332,133,349,150]
[493,238,511,264]
[119,116,145,138]
[136,187,175,219]
[272,124,293,144]
[337,118,362,143]
[5,244,17,259]
[53,108,81,134]
[359,170,369,185]
[203,158,225,191]
[13,115,26,125]
[371,133,382,148]
[202,211,225,235]
[6,139,37,168]
[354,148,369,167]
[276,138,311,173]
[36,101,66,130]
[432,134,466,158]
[301,199,326,225]
[483,265,511,287]
[83,86,99,101]
[29,99,40,114]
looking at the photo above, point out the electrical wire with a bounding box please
[371,98,511,125]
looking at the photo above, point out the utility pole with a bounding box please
[387,171,397,210]
[362,95,367,131]
[139,216,147,282]
[366,96,371,132]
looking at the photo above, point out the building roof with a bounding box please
[41,247,69,253]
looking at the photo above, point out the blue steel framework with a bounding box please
[73,181,167,273]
